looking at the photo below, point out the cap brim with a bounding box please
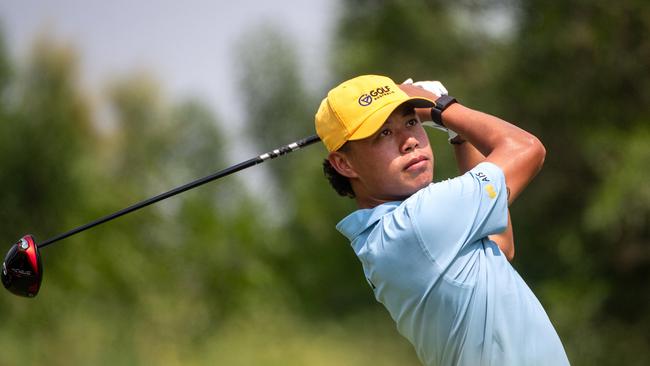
[348,97,435,141]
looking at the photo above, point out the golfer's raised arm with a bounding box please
[441,104,545,204]
[401,84,545,205]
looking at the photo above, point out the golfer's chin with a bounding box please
[402,157,433,184]
[397,174,433,199]
[406,166,434,190]
[411,179,432,195]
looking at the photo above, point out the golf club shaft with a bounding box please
[37,134,321,249]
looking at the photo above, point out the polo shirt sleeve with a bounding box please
[406,161,508,269]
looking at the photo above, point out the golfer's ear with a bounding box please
[328,151,358,178]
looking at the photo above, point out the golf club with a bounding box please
[2,134,321,298]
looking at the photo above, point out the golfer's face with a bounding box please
[348,107,434,201]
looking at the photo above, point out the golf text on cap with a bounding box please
[358,85,394,106]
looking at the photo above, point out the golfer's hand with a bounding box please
[402,78,448,97]
[401,79,459,141]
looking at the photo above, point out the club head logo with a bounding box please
[358,93,373,106]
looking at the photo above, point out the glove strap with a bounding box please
[430,95,457,127]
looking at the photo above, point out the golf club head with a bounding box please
[2,235,42,298]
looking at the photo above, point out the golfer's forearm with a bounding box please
[453,140,483,173]
[442,104,533,157]
[442,103,545,204]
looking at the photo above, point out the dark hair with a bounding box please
[323,158,355,198]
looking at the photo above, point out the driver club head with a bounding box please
[2,235,42,298]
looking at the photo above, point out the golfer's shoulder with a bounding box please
[468,161,506,185]
[401,162,506,224]
[415,162,505,202]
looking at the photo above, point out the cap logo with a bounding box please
[357,85,394,106]
[358,93,372,106]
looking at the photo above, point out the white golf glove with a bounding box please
[402,78,458,141]
[402,78,448,97]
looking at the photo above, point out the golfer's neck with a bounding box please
[355,193,396,209]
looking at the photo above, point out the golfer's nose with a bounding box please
[401,135,419,154]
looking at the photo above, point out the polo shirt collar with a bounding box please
[336,201,401,240]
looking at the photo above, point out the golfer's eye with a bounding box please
[380,129,392,137]
[406,118,418,127]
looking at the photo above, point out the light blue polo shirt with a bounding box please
[337,162,569,366]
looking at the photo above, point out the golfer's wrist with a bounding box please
[430,95,458,126]
[436,102,463,128]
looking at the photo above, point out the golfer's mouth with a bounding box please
[404,155,429,172]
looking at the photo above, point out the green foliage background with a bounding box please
[1,1,648,365]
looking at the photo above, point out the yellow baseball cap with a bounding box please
[315,75,435,152]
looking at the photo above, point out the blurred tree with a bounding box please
[237,24,314,171]
[500,1,650,364]
[162,98,296,323]
[0,32,282,362]
[87,74,287,322]
[0,34,106,365]
[236,25,375,315]
[0,37,95,240]
[0,26,9,90]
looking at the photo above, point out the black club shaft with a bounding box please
[37,134,321,249]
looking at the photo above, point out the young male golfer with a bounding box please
[315,75,569,365]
